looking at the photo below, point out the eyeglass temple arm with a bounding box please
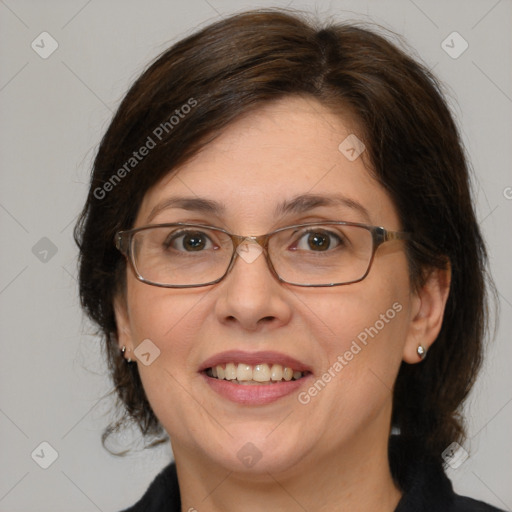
[115,232,129,254]
[373,227,411,245]
[385,230,411,241]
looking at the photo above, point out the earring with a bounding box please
[417,344,427,361]
[121,346,133,363]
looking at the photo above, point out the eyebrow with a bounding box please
[147,193,371,223]
[275,193,371,222]
[147,197,225,222]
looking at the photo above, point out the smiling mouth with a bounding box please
[205,362,308,385]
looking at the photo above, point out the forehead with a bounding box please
[137,96,399,230]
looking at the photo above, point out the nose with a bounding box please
[214,240,293,332]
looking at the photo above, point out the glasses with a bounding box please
[115,221,411,288]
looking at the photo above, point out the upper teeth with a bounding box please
[207,363,303,383]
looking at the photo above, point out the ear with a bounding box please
[403,264,451,364]
[114,295,134,356]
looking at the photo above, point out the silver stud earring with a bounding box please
[121,346,133,363]
[417,344,427,360]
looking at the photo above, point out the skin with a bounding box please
[115,96,450,512]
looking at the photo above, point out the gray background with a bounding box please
[0,0,511,510]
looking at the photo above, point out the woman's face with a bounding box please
[116,96,424,475]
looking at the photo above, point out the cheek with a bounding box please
[310,294,407,385]
[125,280,209,389]
[124,283,213,437]
[126,278,205,347]
[303,269,409,354]
[300,264,411,406]
[295,295,408,446]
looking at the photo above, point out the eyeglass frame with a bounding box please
[115,221,411,289]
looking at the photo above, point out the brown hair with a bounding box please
[75,9,492,461]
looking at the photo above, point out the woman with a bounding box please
[75,9,503,512]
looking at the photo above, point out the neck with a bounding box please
[174,423,401,512]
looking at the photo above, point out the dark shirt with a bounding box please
[122,437,504,511]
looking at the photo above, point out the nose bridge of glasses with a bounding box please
[232,235,267,265]
[230,233,268,248]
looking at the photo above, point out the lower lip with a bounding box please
[202,373,309,405]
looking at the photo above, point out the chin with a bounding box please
[197,426,313,476]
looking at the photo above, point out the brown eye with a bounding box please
[307,232,330,251]
[165,231,213,252]
[295,230,341,252]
